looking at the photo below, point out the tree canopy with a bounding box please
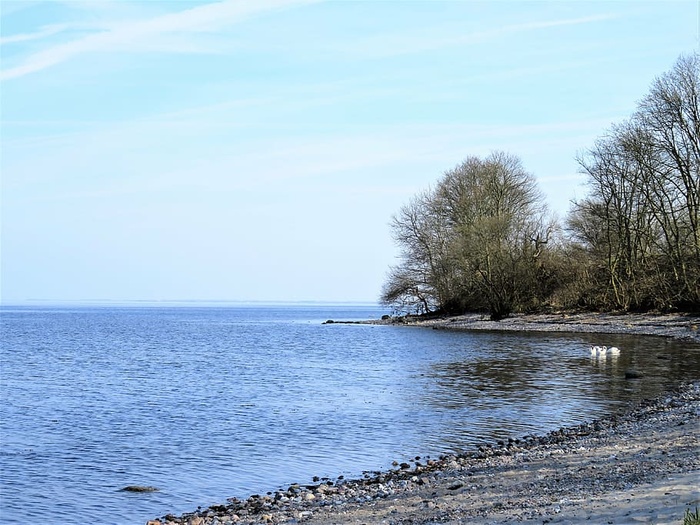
[382,53,700,317]
[382,151,555,320]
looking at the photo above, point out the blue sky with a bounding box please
[1,1,697,304]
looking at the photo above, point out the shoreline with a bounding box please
[364,311,700,343]
[149,314,700,525]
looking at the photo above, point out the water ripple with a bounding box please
[1,305,698,524]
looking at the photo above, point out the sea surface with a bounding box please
[1,304,699,525]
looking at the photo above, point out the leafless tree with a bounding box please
[382,152,554,319]
[569,53,700,311]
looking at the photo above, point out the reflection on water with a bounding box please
[1,306,698,525]
[414,330,700,449]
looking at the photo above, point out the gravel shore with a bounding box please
[149,314,700,525]
[376,311,700,343]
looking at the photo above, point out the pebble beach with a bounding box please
[148,313,700,525]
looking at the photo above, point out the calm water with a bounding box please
[1,304,699,525]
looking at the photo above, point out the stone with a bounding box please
[120,485,159,492]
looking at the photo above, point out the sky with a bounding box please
[1,0,698,305]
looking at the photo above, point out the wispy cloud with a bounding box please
[342,13,618,59]
[0,0,317,81]
[0,1,43,18]
[3,112,609,200]
[0,24,68,45]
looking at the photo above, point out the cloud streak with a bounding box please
[341,13,619,59]
[0,0,317,81]
[0,24,68,45]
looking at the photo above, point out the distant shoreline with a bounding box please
[329,311,700,343]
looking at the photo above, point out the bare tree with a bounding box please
[569,53,700,311]
[382,152,553,319]
[381,190,456,313]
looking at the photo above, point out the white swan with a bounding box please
[608,346,620,356]
[590,345,609,358]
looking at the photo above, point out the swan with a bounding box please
[590,345,608,357]
[609,346,620,356]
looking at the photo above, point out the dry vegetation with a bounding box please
[382,54,700,319]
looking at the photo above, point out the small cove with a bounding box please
[1,305,698,525]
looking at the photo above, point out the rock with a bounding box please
[120,485,159,492]
[315,483,337,494]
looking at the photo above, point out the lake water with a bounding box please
[1,304,699,525]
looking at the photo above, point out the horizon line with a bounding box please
[0,298,383,308]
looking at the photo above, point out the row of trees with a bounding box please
[381,53,700,318]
